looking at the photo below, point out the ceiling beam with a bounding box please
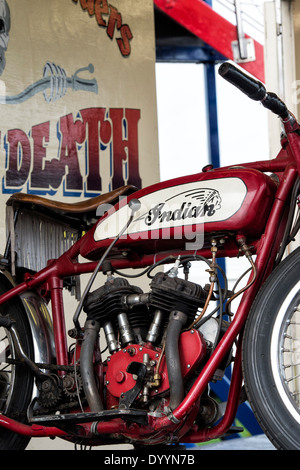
[154,0,265,82]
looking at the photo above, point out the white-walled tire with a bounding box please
[243,247,300,450]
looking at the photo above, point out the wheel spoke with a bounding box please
[280,301,300,409]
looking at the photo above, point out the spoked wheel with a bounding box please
[243,247,300,450]
[0,277,34,450]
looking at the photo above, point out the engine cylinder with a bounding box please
[149,272,210,325]
[83,276,151,345]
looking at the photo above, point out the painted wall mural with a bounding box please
[0,0,159,219]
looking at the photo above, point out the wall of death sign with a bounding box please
[0,0,159,240]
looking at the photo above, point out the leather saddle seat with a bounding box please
[6,185,137,230]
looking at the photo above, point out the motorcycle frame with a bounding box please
[0,117,299,443]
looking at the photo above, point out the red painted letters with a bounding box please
[72,0,133,57]
[3,107,142,195]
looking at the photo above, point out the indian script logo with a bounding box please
[139,188,222,227]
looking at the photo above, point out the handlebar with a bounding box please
[218,62,289,120]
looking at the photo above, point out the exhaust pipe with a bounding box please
[165,310,187,411]
[81,311,187,413]
[80,319,103,412]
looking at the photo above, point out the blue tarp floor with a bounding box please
[199,434,276,450]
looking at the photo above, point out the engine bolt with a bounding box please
[127,347,136,356]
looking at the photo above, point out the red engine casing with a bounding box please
[104,329,206,409]
[80,167,278,260]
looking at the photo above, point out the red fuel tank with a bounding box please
[80,167,278,260]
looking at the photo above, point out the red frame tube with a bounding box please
[183,334,244,443]
[48,276,68,370]
[0,415,67,438]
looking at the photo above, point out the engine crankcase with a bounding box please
[105,329,206,401]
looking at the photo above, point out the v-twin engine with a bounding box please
[82,267,210,412]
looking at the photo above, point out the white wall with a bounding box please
[156,62,270,175]
[156,61,270,287]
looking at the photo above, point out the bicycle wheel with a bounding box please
[0,276,34,450]
[243,247,300,450]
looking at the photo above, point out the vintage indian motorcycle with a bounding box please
[0,62,299,450]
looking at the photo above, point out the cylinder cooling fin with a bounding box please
[83,276,151,346]
[83,277,144,322]
[149,272,209,325]
[83,271,210,334]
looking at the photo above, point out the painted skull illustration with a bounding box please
[0,0,10,76]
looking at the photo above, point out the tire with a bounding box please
[243,247,300,450]
[0,276,34,450]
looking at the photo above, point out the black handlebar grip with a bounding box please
[218,62,266,101]
[260,92,289,120]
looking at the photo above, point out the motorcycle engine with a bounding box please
[83,268,209,410]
